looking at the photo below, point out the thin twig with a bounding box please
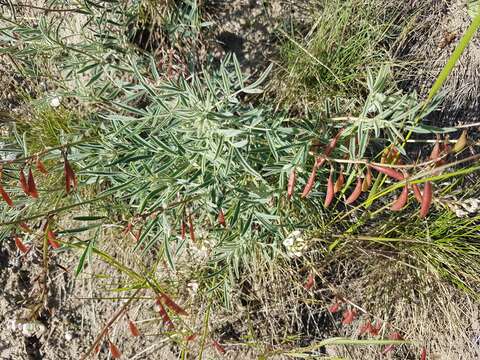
[80,288,142,360]
[330,116,480,130]
[0,138,90,165]
[3,2,85,13]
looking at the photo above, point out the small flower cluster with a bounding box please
[283,230,307,258]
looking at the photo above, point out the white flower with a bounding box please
[50,96,61,108]
[283,230,302,248]
[282,236,295,247]
[454,208,469,218]
[461,198,480,213]
[283,230,307,257]
[187,281,199,297]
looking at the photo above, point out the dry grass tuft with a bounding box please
[395,0,480,126]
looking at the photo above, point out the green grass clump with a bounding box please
[16,106,76,151]
[277,0,404,111]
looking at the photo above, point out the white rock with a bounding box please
[21,321,46,337]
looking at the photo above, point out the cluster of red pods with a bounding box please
[4,153,77,253]
[287,130,467,218]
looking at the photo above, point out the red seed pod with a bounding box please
[359,322,374,336]
[64,157,77,193]
[134,228,142,242]
[287,168,296,200]
[218,209,226,227]
[109,341,122,359]
[341,308,357,325]
[15,236,29,254]
[158,293,188,316]
[391,185,409,211]
[35,157,48,175]
[430,136,441,162]
[324,170,334,208]
[19,222,32,233]
[0,185,14,207]
[301,160,320,198]
[420,181,432,218]
[304,272,315,290]
[212,340,226,355]
[47,230,61,249]
[412,184,423,203]
[421,347,427,360]
[128,319,140,337]
[122,222,132,236]
[188,213,195,241]
[382,332,403,354]
[186,333,197,342]
[334,167,345,194]
[369,164,404,181]
[362,167,372,192]
[158,302,174,330]
[345,177,363,204]
[180,219,186,240]
[324,128,344,156]
[19,169,29,195]
[387,146,400,164]
[27,168,39,198]
[328,302,340,313]
[370,321,382,336]
[64,161,71,193]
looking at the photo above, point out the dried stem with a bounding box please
[80,288,142,360]
[0,139,90,165]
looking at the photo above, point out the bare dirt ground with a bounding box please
[1,1,480,359]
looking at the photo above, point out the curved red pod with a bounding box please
[324,128,344,156]
[391,185,409,211]
[47,230,61,249]
[334,169,344,193]
[0,185,14,207]
[341,308,357,325]
[15,236,29,254]
[218,209,226,227]
[412,184,423,203]
[430,137,441,161]
[158,293,188,316]
[212,340,226,354]
[301,161,320,198]
[420,181,432,218]
[345,177,363,204]
[180,220,186,240]
[19,169,29,195]
[304,272,315,290]
[157,301,174,329]
[369,164,404,181]
[27,168,39,198]
[128,319,140,337]
[324,172,334,208]
[109,341,122,359]
[36,158,48,175]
